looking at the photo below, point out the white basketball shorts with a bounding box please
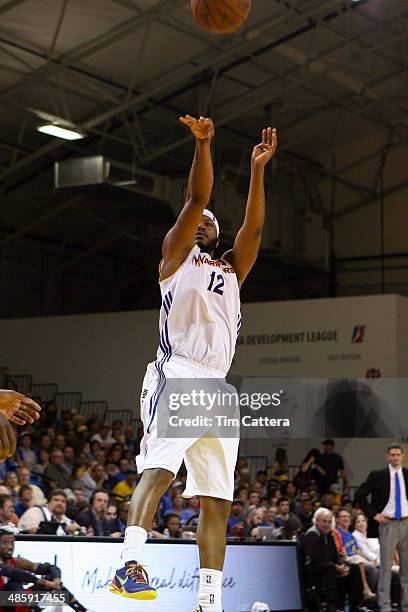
[136,355,239,501]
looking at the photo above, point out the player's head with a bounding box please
[0,530,15,560]
[195,209,219,254]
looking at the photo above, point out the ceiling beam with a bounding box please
[0,0,29,17]
[0,195,83,248]
[335,178,408,220]
[143,27,408,164]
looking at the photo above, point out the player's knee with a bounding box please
[143,467,174,488]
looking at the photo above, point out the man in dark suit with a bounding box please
[355,442,408,612]
[301,507,365,612]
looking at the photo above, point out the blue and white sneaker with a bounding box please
[110,560,157,600]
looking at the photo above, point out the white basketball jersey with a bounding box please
[157,245,241,376]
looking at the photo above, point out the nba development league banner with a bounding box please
[14,539,302,611]
[230,294,405,379]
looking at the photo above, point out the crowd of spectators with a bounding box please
[1,379,399,609]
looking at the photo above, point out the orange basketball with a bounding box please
[191,0,251,34]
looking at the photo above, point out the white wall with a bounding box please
[0,310,159,412]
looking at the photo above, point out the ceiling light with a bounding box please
[37,124,86,140]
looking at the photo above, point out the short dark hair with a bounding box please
[335,506,351,518]
[387,443,403,453]
[0,494,12,509]
[278,497,290,505]
[0,529,14,539]
[48,489,67,502]
[18,485,32,497]
[90,488,109,505]
[165,513,180,524]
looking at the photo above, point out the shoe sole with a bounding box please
[110,585,158,600]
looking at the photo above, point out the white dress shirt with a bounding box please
[352,530,380,562]
[382,465,408,518]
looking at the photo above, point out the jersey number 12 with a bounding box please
[207,271,225,295]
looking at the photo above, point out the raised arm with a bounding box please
[160,115,214,281]
[223,127,277,286]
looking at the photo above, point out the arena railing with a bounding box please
[5,373,32,394]
[79,400,108,422]
[55,391,82,416]
[104,409,133,427]
[31,382,58,403]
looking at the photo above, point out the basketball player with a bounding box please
[111,115,277,611]
[0,390,41,461]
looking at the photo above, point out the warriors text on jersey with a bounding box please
[158,245,241,376]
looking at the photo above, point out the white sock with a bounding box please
[198,568,223,612]
[121,526,148,564]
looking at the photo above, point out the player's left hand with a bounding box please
[251,127,278,168]
[0,389,41,425]
[180,115,215,141]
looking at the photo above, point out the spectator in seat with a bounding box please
[105,461,121,490]
[254,470,268,496]
[62,446,75,475]
[73,459,95,501]
[321,491,336,510]
[334,507,377,601]
[162,513,182,539]
[78,488,119,536]
[248,491,260,508]
[0,530,94,612]
[16,434,37,470]
[124,425,136,454]
[43,449,73,493]
[2,472,19,505]
[298,498,314,530]
[0,495,19,534]
[32,449,50,476]
[294,448,325,490]
[245,507,266,539]
[301,508,365,612]
[316,439,348,494]
[16,467,46,505]
[164,492,185,519]
[180,496,200,525]
[282,515,304,541]
[54,434,66,452]
[112,467,138,501]
[275,497,291,527]
[268,447,289,483]
[89,440,102,460]
[18,489,80,535]
[66,486,88,521]
[227,499,244,534]
[117,499,130,534]
[14,485,34,518]
[40,401,58,429]
[37,434,52,456]
[352,513,401,606]
[90,422,115,451]
[90,463,109,491]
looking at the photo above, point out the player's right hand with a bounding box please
[0,413,17,460]
[0,389,41,425]
[180,115,215,141]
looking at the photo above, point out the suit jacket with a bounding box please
[354,466,408,537]
[301,525,340,565]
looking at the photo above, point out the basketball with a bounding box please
[191,0,251,34]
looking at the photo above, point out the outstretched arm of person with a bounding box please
[0,389,41,425]
[0,413,16,461]
[161,115,214,278]
[223,127,277,286]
